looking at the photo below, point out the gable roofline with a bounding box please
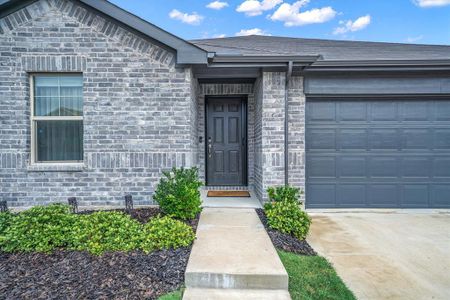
[0,0,209,65]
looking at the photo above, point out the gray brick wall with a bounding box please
[0,0,195,208]
[288,76,306,203]
[254,73,306,202]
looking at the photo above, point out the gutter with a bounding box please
[284,61,293,186]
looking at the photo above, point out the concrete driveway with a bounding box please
[307,211,450,300]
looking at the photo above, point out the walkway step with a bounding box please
[183,288,291,300]
[185,208,288,290]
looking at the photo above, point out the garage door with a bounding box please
[306,99,450,208]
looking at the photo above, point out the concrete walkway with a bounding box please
[183,208,290,299]
[307,211,450,300]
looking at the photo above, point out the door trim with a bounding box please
[205,95,248,186]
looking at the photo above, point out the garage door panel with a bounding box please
[431,185,450,207]
[402,157,431,178]
[307,129,335,150]
[402,185,429,207]
[338,102,367,121]
[308,184,335,207]
[307,157,336,178]
[339,157,366,178]
[337,185,366,206]
[368,184,399,207]
[433,158,450,177]
[307,101,336,122]
[370,102,398,121]
[400,101,430,121]
[338,129,367,150]
[434,101,450,121]
[434,129,450,149]
[402,129,430,149]
[369,157,398,178]
[369,129,399,149]
[306,98,450,208]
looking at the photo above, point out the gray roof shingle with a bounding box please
[190,35,450,61]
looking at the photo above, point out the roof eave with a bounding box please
[208,54,321,68]
[305,59,450,72]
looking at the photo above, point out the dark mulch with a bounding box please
[256,208,317,256]
[0,208,201,300]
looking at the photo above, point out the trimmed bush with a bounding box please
[153,167,202,220]
[264,200,311,240]
[141,216,195,253]
[70,211,142,255]
[267,185,302,203]
[0,204,76,253]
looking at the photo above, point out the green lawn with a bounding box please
[157,288,183,300]
[278,250,356,300]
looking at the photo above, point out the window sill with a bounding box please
[27,163,85,172]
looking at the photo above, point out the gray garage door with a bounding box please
[306,98,450,208]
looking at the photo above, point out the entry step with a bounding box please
[182,288,291,300]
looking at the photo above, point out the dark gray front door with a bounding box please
[206,97,247,186]
[306,98,450,208]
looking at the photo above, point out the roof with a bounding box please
[191,35,450,62]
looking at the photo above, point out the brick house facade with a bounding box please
[1,0,449,209]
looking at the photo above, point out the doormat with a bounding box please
[207,190,251,197]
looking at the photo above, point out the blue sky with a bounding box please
[109,0,450,45]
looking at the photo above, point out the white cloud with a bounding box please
[406,35,424,43]
[235,28,271,36]
[213,33,227,38]
[236,0,283,16]
[169,9,204,25]
[333,14,371,35]
[413,0,450,7]
[207,1,229,10]
[270,1,337,26]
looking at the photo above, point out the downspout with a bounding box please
[284,61,293,186]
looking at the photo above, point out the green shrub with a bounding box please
[141,216,195,253]
[70,211,142,255]
[0,211,14,236]
[267,185,302,203]
[264,200,311,240]
[0,204,76,253]
[153,167,202,220]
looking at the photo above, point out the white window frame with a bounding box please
[30,73,84,164]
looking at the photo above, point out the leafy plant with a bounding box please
[264,199,311,240]
[0,204,76,253]
[70,211,142,255]
[267,185,302,204]
[0,211,14,236]
[141,216,195,253]
[153,167,202,220]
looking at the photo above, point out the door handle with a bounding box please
[208,137,212,158]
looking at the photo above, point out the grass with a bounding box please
[278,250,356,300]
[157,288,183,300]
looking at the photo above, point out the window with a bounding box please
[31,74,83,163]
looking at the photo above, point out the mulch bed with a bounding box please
[0,208,200,300]
[256,208,317,256]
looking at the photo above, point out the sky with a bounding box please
[109,0,450,45]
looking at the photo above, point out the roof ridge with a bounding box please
[190,35,450,48]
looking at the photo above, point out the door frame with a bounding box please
[205,95,248,186]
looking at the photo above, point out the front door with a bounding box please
[206,97,247,186]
